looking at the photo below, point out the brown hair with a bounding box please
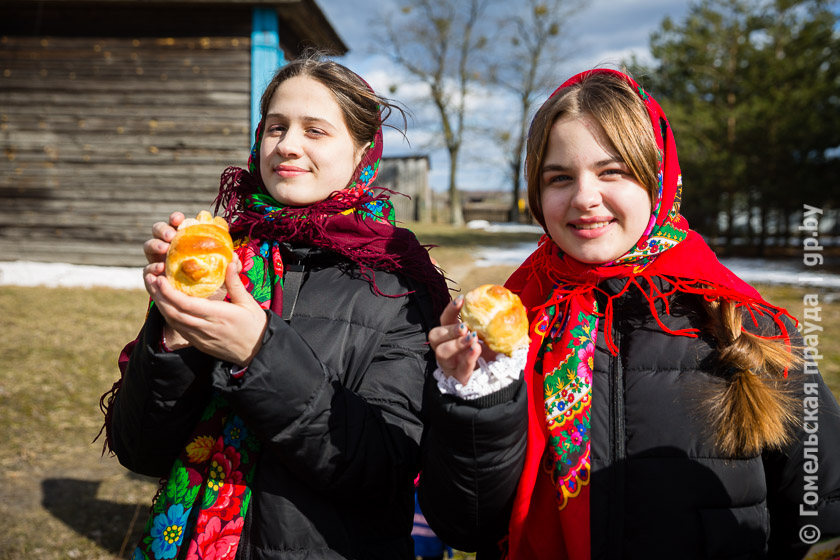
[259,49,406,151]
[699,297,800,457]
[525,70,659,230]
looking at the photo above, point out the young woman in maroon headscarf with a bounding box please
[100,52,449,560]
[419,69,840,559]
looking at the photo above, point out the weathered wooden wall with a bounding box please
[1,4,254,266]
[376,156,430,223]
[0,2,428,268]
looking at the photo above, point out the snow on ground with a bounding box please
[719,257,840,290]
[0,261,146,290]
[466,220,544,234]
[1,222,837,294]
[473,242,539,268]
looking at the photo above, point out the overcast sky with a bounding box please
[315,0,696,192]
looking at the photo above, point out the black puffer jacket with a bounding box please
[419,277,840,559]
[110,244,440,559]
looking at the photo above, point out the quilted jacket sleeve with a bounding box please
[109,306,215,477]
[418,378,528,554]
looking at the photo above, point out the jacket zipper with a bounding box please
[609,327,626,557]
[281,247,310,322]
[234,502,253,560]
[613,329,626,464]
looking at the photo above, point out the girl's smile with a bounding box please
[273,164,309,178]
[568,216,616,238]
[540,115,652,264]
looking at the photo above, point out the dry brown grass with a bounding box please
[0,286,158,559]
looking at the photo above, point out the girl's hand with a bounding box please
[141,211,184,281]
[141,212,188,346]
[146,255,268,367]
[428,295,483,385]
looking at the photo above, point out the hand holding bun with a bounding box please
[165,210,234,298]
[461,284,529,356]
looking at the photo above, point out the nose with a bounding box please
[569,173,602,210]
[275,129,303,158]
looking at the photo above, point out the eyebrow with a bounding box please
[542,156,624,173]
[264,113,336,129]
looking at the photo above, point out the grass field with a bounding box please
[0,222,837,559]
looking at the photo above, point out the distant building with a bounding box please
[461,189,514,224]
[0,0,346,266]
[377,155,431,223]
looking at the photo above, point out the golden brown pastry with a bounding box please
[461,284,529,356]
[165,210,234,298]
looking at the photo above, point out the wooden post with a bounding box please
[251,7,284,134]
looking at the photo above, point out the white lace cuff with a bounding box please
[433,345,527,400]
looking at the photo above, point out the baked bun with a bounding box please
[461,284,529,356]
[165,210,234,298]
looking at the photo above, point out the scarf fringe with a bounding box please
[213,166,451,316]
[523,241,795,368]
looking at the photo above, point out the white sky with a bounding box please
[315,0,695,192]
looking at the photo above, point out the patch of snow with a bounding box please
[474,242,539,267]
[722,258,840,290]
[466,220,544,234]
[0,261,145,290]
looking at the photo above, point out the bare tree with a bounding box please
[383,0,491,225]
[489,0,582,222]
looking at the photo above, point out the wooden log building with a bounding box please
[0,0,349,266]
[376,155,431,223]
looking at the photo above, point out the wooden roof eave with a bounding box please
[6,0,348,55]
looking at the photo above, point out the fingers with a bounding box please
[431,320,482,385]
[143,238,170,264]
[152,219,177,243]
[223,255,251,304]
[153,276,207,317]
[439,294,464,326]
[168,211,185,229]
[142,262,165,295]
[149,278,218,348]
[206,256,239,302]
[143,261,164,277]
[433,326,472,362]
[148,264,267,366]
[436,335,481,385]
[431,295,482,383]
[428,321,468,351]
[144,214,181,265]
[148,276,195,323]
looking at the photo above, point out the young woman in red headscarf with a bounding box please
[419,69,840,559]
[100,52,449,560]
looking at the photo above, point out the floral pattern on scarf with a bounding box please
[133,394,259,560]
